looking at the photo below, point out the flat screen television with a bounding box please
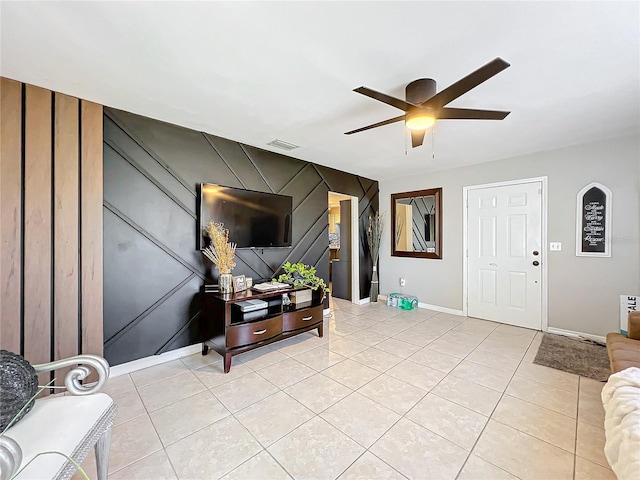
[198,183,293,249]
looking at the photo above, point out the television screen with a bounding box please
[199,183,292,249]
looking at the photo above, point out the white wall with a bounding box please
[379,134,639,337]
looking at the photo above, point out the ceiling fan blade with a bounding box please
[344,115,405,135]
[438,107,510,120]
[411,129,426,148]
[423,58,510,109]
[353,87,415,112]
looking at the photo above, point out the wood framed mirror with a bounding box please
[391,187,442,259]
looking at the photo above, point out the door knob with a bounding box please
[533,251,539,256]
[532,261,540,266]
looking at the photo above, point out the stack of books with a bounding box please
[252,282,290,292]
[204,284,219,293]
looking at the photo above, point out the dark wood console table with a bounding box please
[201,287,324,373]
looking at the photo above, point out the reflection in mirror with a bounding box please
[392,188,442,259]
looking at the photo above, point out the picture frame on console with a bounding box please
[232,275,247,292]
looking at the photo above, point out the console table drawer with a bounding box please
[283,305,323,332]
[227,316,283,348]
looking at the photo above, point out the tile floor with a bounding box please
[75,298,615,480]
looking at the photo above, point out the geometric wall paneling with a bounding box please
[315,166,378,298]
[242,145,307,194]
[103,116,197,212]
[0,78,104,387]
[103,143,202,271]
[153,275,206,355]
[104,275,202,365]
[104,107,378,365]
[358,180,379,217]
[102,210,195,344]
[107,109,240,191]
[231,250,281,283]
[292,182,331,242]
[316,164,366,200]
[279,164,325,209]
[204,134,271,192]
[358,176,377,197]
[293,217,331,269]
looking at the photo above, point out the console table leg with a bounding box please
[201,342,209,356]
[224,353,232,373]
[317,323,324,338]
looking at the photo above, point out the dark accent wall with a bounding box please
[103,108,379,365]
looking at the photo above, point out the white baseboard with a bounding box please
[417,302,465,316]
[357,297,371,305]
[323,308,331,317]
[546,327,606,344]
[377,295,465,316]
[109,344,202,378]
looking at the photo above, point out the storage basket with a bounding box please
[0,350,38,431]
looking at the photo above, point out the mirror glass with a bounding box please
[391,187,442,259]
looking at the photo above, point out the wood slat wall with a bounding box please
[23,84,52,381]
[0,78,22,354]
[0,78,103,383]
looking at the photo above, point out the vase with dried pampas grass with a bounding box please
[367,211,385,302]
[202,221,236,293]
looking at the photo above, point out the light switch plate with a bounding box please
[550,242,562,251]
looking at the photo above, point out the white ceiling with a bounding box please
[1,1,638,180]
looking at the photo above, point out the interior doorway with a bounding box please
[328,192,359,303]
[464,178,548,331]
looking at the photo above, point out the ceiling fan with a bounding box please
[345,57,511,148]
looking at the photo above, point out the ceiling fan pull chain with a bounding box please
[432,127,435,159]
[405,131,408,156]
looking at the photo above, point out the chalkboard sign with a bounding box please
[576,183,611,257]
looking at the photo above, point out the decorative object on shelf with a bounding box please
[202,221,237,293]
[576,182,612,257]
[232,275,247,293]
[290,289,312,306]
[0,350,38,432]
[275,262,327,301]
[367,211,385,302]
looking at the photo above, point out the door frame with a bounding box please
[462,176,549,332]
[328,192,360,304]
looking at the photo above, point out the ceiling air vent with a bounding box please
[267,139,299,151]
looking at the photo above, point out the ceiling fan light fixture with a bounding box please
[405,110,436,130]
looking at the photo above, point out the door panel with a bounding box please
[508,272,527,309]
[480,269,497,304]
[468,182,542,330]
[508,215,526,258]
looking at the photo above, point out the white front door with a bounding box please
[467,181,542,330]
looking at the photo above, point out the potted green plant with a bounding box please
[274,262,327,301]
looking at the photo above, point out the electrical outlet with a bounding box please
[550,242,562,251]
[399,277,406,287]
